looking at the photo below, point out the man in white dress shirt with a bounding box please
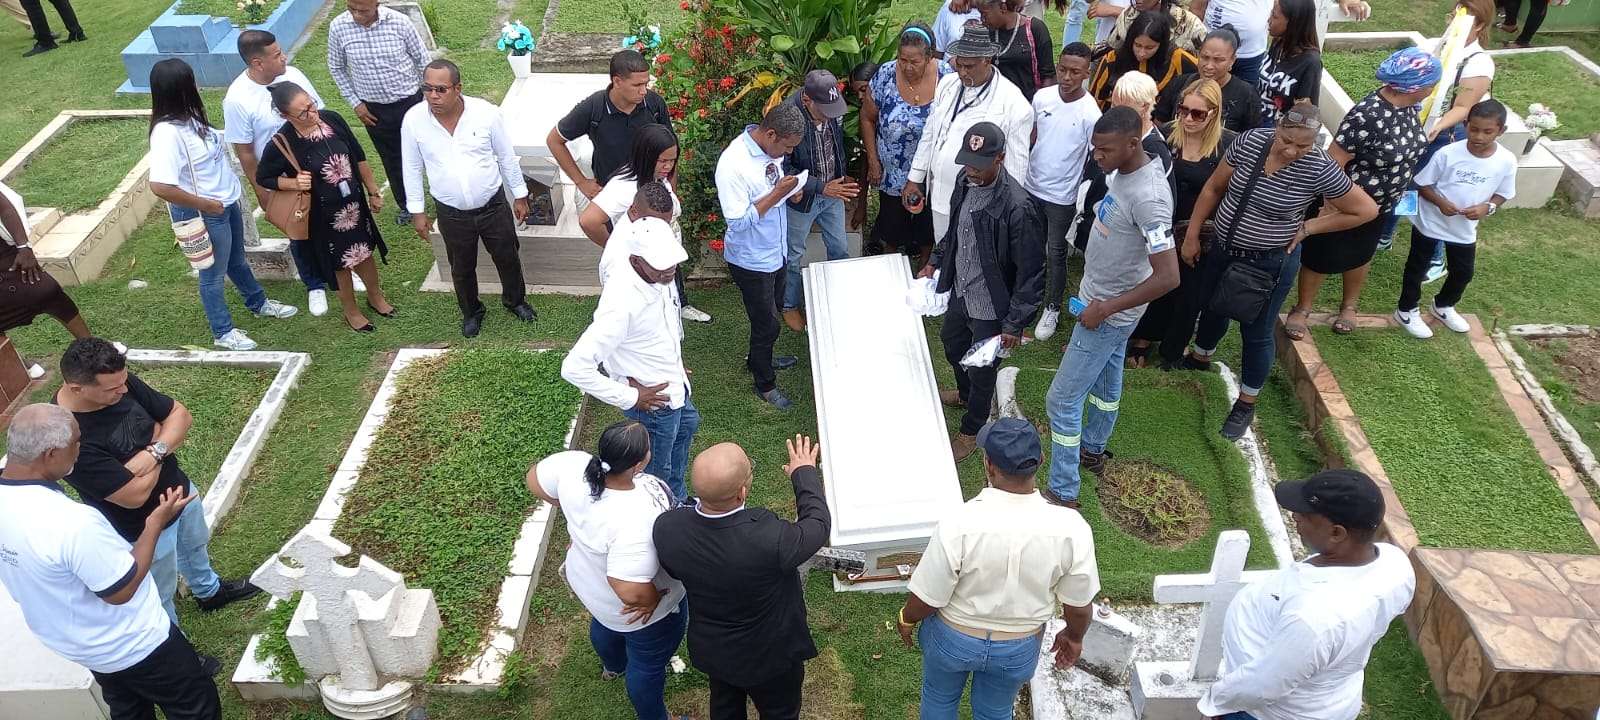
[402,60,535,338]
[562,183,699,502]
[903,24,1033,242]
[224,29,331,316]
[1198,469,1415,720]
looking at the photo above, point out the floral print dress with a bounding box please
[870,60,952,197]
[256,109,387,286]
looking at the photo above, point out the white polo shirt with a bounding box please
[148,120,244,206]
[223,66,326,161]
[0,480,170,674]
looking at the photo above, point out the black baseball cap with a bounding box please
[1274,469,1385,530]
[802,70,848,119]
[976,418,1042,475]
[955,121,1005,169]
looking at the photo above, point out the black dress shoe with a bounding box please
[462,312,485,338]
[196,579,262,612]
[773,355,799,370]
[366,302,396,318]
[23,43,57,57]
[198,654,224,677]
[507,302,538,322]
[349,320,377,333]
[63,31,87,43]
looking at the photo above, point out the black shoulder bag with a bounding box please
[1207,133,1286,324]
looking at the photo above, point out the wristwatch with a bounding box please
[1486,202,1499,215]
[148,441,170,462]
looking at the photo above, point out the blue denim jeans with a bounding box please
[1193,244,1303,396]
[288,239,325,291]
[590,598,688,720]
[169,202,266,338]
[150,484,222,625]
[918,614,1042,720]
[1378,122,1466,254]
[1046,319,1137,500]
[1061,0,1089,44]
[622,397,701,503]
[1220,713,1260,720]
[782,196,848,310]
[1234,53,1266,91]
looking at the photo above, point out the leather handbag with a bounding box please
[263,133,311,239]
[1207,134,1285,324]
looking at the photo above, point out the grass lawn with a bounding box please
[1332,0,1600,65]
[331,349,581,674]
[1312,326,1596,554]
[8,117,151,215]
[176,0,284,27]
[1324,48,1392,101]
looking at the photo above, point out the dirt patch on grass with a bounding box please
[666,647,864,720]
[1534,335,1600,404]
[1096,459,1211,547]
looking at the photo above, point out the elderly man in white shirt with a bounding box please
[896,418,1099,720]
[401,59,535,338]
[562,187,699,503]
[1198,469,1415,720]
[902,24,1033,242]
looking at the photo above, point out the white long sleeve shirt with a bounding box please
[400,96,527,214]
[907,69,1033,216]
[1196,543,1415,720]
[562,226,689,411]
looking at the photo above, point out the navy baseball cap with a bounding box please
[955,121,1005,169]
[1274,469,1385,530]
[976,418,1042,474]
[802,70,848,119]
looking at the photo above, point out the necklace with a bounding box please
[898,64,927,104]
[991,15,1021,58]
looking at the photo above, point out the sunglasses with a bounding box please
[1179,105,1214,122]
[1280,108,1323,130]
[421,83,456,95]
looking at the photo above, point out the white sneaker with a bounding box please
[1394,309,1434,339]
[253,299,299,319]
[1035,306,1060,340]
[214,329,259,350]
[1430,303,1470,333]
[1422,260,1447,284]
[308,289,328,317]
[679,305,712,323]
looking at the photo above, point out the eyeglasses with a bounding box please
[1180,106,1214,122]
[421,83,456,95]
[289,106,315,121]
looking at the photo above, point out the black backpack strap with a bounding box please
[1221,130,1273,249]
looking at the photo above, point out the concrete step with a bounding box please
[1506,140,1564,210]
[1547,138,1600,218]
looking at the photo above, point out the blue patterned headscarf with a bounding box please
[1375,47,1443,94]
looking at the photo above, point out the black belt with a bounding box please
[436,190,506,215]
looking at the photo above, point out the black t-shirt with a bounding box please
[1156,73,1262,133]
[555,88,674,185]
[991,16,1056,100]
[1258,48,1322,124]
[63,373,189,542]
[1167,128,1238,223]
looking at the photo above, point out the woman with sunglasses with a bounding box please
[256,81,394,333]
[1089,11,1198,110]
[1127,78,1236,368]
[1154,24,1262,132]
[1257,0,1322,126]
[1175,101,1376,439]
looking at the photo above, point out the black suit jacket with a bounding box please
[652,466,831,687]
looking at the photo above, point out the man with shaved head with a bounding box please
[653,436,830,720]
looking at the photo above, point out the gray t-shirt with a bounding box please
[1079,156,1175,327]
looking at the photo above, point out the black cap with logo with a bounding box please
[1274,469,1385,530]
[955,121,1005,169]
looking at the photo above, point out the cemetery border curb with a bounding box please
[1489,330,1600,519]
[1213,362,1297,568]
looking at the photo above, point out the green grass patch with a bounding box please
[8,117,151,215]
[1494,51,1600,140]
[253,592,307,685]
[553,0,683,33]
[1360,620,1451,719]
[1313,327,1595,554]
[175,0,283,25]
[1509,334,1600,504]
[1324,49,1392,102]
[332,349,581,674]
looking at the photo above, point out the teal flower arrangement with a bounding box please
[497,21,536,56]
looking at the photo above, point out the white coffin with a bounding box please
[803,255,964,592]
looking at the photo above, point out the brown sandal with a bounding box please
[1331,305,1359,335]
[1284,307,1312,341]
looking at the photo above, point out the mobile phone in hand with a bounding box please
[1068,296,1087,316]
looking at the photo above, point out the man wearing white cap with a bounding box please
[563,182,699,502]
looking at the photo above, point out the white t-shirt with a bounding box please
[592,176,683,285]
[1201,0,1273,59]
[1026,91,1100,205]
[148,121,243,206]
[1411,140,1517,245]
[0,180,30,247]
[1198,543,1416,720]
[223,66,326,162]
[0,482,171,674]
[933,1,980,53]
[1094,0,1132,44]
[536,451,684,632]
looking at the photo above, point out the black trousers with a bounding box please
[1501,0,1549,43]
[360,93,423,211]
[1397,228,1476,312]
[90,624,221,720]
[21,0,81,45]
[869,189,934,253]
[728,261,786,393]
[709,662,805,720]
[1132,246,1204,365]
[941,294,1002,436]
[436,192,526,318]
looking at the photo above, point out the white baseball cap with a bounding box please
[629,217,688,270]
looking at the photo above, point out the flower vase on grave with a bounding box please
[508,52,531,79]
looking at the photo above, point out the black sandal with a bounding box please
[367,302,396,318]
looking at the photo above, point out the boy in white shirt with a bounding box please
[1393,99,1516,339]
[1025,42,1100,339]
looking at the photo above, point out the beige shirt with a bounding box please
[908,488,1101,633]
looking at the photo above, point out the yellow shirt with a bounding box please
[907,488,1101,633]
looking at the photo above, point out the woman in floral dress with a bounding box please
[256,82,393,332]
[861,21,951,269]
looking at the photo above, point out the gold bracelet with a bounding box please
[898,607,914,627]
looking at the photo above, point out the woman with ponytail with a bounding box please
[526,420,689,720]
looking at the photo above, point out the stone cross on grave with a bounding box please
[250,530,441,694]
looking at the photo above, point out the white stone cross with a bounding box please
[252,530,412,691]
[1151,530,1273,681]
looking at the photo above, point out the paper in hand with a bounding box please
[781,170,809,203]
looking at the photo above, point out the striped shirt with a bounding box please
[1214,128,1352,251]
[327,7,429,108]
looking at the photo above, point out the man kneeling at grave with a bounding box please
[895,418,1100,720]
[54,338,261,660]
[1198,469,1415,720]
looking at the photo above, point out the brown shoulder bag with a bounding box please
[263,133,311,239]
